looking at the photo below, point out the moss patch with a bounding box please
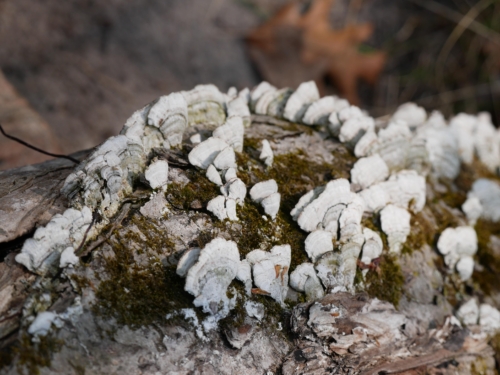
[0,334,63,375]
[401,211,436,254]
[233,139,356,269]
[93,213,195,327]
[472,219,500,296]
[356,253,405,307]
[167,169,220,211]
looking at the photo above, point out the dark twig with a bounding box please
[78,203,131,257]
[0,123,80,164]
[75,211,100,256]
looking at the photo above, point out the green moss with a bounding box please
[2,334,63,375]
[212,202,308,270]
[167,168,220,211]
[93,214,195,327]
[220,282,248,330]
[472,219,500,296]
[358,253,405,307]
[401,211,436,254]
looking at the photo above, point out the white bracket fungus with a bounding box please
[437,226,477,281]
[379,170,426,213]
[249,180,280,219]
[350,154,389,191]
[418,123,460,179]
[339,115,375,145]
[28,311,62,339]
[360,228,383,266]
[254,86,278,115]
[283,81,320,122]
[314,244,361,293]
[358,184,388,214]
[250,81,276,110]
[206,164,223,186]
[289,263,325,300]
[220,178,247,204]
[62,135,144,218]
[354,130,378,158]
[293,179,353,232]
[16,207,93,275]
[176,248,201,277]
[246,245,291,305]
[212,147,237,170]
[449,113,476,164]
[461,195,482,226]
[188,137,230,169]
[322,203,345,236]
[184,238,240,316]
[223,167,237,182]
[456,298,479,326]
[227,96,251,128]
[207,195,227,221]
[372,121,411,171]
[181,84,226,127]
[302,96,348,126]
[479,304,500,332]
[391,102,427,130]
[338,196,365,242]
[474,112,500,173]
[260,139,274,167]
[469,179,500,222]
[304,230,333,262]
[147,93,188,147]
[380,204,411,254]
[212,116,244,152]
[59,247,79,269]
[144,159,169,191]
[236,260,252,296]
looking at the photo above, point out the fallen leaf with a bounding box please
[0,70,61,169]
[246,0,386,105]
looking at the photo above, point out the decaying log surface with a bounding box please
[1,88,500,375]
[0,150,91,244]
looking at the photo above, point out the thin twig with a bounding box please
[435,0,494,106]
[0,123,80,164]
[77,203,131,257]
[437,0,493,68]
[410,0,500,46]
[74,211,99,255]
[416,80,500,106]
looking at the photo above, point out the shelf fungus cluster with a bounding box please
[8,79,500,374]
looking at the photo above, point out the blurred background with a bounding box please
[0,0,499,169]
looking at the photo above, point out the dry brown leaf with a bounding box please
[0,70,61,170]
[246,0,386,105]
